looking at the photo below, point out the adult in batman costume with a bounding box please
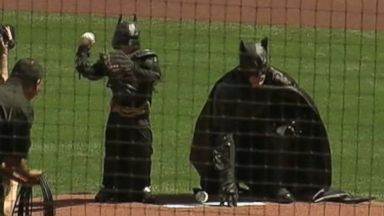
[190,38,370,206]
[75,15,161,203]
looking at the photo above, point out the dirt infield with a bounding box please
[25,194,384,216]
[1,0,383,30]
[25,194,382,216]
[2,0,383,215]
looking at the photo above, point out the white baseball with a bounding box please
[195,191,209,203]
[80,32,96,45]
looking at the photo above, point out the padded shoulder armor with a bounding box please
[132,49,158,60]
[132,49,161,77]
[269,67,297,86]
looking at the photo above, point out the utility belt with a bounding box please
[110,100,150,118]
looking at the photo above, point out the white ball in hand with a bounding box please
[80,32,96,46]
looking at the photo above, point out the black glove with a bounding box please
[276,120,302,136]
[0,24,16,49]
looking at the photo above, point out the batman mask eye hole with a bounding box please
[254,57,264,68]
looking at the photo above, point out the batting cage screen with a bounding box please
[0,0,383,215]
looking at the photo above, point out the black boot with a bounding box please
[95,188,118,203]
[142,186,156,203]
[115,186,156,203]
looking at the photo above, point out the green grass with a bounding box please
[1,11,384,198]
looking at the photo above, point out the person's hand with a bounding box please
[0,36,9,56]
[79,32,96,48]
[26,169,43,185]
[0,26,13,56]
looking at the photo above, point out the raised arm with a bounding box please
[75,32,108,80]
[0,37,9,83]
[0,25,15,83]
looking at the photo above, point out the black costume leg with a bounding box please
[135,119,153,188]
[213,134,238,207]
[268,123,296,203]
[116,118,153,201]
[96,113,121,202]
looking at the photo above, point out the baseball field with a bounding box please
[1,0,384,215]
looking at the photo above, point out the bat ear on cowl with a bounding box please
[239,40,247,53]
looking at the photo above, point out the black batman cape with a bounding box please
[190,69,332,201]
